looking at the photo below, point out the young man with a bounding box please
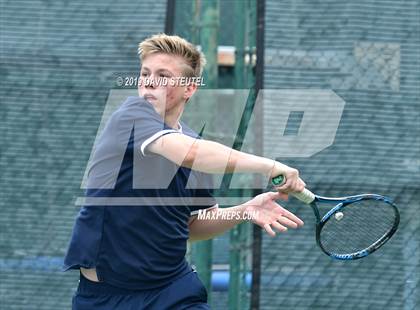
[64,34,306,309]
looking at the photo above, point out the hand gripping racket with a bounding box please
[272,175,400,260]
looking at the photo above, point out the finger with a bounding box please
[295,178,305,192]
[280,209,304,227]
[300,178,306,189]
[294,178,304,193]
[275,191,289,201]
[277,216,299,229]
[271,221,288,232]
[289,179,297,192]
[263,223,276,237]
[276,179,293,193]
[267,191,288,201]
[267,191,282,200]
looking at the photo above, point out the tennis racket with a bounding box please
[272,175,400,260]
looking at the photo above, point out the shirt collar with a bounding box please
[177,122,183,133]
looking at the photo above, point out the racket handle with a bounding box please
[271,175,316,204]
[291,188,316,204]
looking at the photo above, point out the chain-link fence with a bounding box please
[259,1,419,309]
[1,1,418,309]
[0,1,167,309]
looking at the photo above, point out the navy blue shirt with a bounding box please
[63,96,217,290]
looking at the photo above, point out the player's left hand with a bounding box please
[244,191,304,237]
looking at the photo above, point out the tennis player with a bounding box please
[64,34,305,310]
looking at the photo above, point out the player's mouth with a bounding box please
[143,94,157,101]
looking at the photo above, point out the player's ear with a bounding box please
[183,82,198,102]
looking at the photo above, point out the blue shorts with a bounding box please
[72,271,210,310]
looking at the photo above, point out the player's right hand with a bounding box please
[270,162,306,194]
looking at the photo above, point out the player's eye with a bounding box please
[140,72,148,77]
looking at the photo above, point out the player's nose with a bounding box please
[144,75,158,89]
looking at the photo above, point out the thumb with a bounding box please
[267,191,280,199]
[268,191,288,201]
[277,192,289,201]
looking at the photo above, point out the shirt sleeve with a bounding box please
[117,97,180,157]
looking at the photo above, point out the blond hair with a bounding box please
[138,33,206,77]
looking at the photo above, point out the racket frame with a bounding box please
[310,194,400,260]
[271,175,400,260]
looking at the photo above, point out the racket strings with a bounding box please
[319,200,397,255]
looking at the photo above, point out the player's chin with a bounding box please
[148,99,165,112]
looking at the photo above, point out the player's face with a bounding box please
[138,53,196,117]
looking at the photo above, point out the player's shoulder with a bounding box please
[118,96,154,113]
[113,96,159,121]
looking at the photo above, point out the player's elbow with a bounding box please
[188,232,213,242]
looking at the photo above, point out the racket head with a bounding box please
[312,194,400,260]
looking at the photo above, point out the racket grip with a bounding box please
[291,188,315,204]
[271,175,316,204]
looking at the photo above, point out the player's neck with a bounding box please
[164,104,184,131]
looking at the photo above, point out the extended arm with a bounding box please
[148,133,305,192]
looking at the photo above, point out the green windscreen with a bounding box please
[259,1,419,309]
[0,1,167,309]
